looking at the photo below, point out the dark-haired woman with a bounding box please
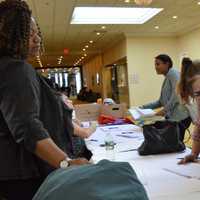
[177,59,200,164]
[0,1,89,199]
[141,54,191,141]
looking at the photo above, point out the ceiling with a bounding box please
[9,0,200,67]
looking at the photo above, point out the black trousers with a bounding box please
[178,117,192,142]
[0,177,45,200]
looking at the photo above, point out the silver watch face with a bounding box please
[60,160,69,168]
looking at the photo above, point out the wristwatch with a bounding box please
[59,157,72,168]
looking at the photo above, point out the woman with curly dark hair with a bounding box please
[0,1,90,199]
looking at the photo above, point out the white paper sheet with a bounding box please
[163,162,200,180]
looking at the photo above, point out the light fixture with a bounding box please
[85,45,89,48]
[198,1,200,5]
[172,15,177,19]
[71,7,163,24]
[134,0,153,5]
[83,48,86,51]
[101,26,106,29]
[154,25,159,29]
[124,0,130,3]
[96,32,101,35]
[89,40,93,43]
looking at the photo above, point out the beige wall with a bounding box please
[82,54,103,94]
[83,27,200,107]
[102,39,127,98]
[102,39,127,66]
[83,39,127,97]
[126,37,179,107]
[177,28,200,60]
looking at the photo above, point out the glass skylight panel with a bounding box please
[71,7,163,24]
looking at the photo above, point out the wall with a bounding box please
[177,28,200,60]
[83,39,127,98]
[82,54,103,94]
[83,27,200,107]
[102,39,127,99]
[102,39,127,66]
[126,37,179,107]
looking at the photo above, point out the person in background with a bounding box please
[0,1,89,199]
[177,59,200,164]
[77,86,87,101]
[141,54,191,141]
[42,76,96,138]
[61,92,96,138]
[103,98,116,105]
[177,57,198,122]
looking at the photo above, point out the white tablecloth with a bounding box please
[86,124,200,200]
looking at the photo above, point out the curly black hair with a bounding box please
[0,0,32,59]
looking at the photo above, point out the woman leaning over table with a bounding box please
[0,1,90,199]
[141,54,191,142]
[177,58,200,164]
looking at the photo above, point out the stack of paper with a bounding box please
[128,107,155,120]
[128,108,165,125]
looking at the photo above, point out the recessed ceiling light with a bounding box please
[154,25,159,29]
[198,1,200,5]
[96,32,101,35]
[81,57,84,59]
[172,15,177,19]
[71,7,163,24]
[84,54,87,57]
[124,0,130,3]
[89,40,93,43]
[101,26,106,29]
[83,48,86,51]
[85,45,89,48]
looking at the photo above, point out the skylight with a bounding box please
[71,7,163,24]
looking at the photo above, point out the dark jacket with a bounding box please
[0,57,74,180]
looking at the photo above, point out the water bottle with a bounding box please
[104,132,115,160]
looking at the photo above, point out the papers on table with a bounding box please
[99,124,142,132]
[86,123,200,200]
[163,162,200,180]
[128,107,155,120]
[85,124,143,159]
[86,124,143,145]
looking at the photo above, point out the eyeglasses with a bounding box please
[193,90,200,98]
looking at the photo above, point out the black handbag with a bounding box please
[138,120,185,155]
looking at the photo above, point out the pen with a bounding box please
[116,135,138,139]
[163,168,192,179]
[108,127,118,129]
[119,148,138,153]
[177,157,200,160]
[89,139,98,142]
[100,143,116,147]
[121,131,134,134]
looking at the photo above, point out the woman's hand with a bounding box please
[178,154,198,164]
[61,94,74,110]
[82,127,96,138]
[69,158,90,166]
[155,109,166,116]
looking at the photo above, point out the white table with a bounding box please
[86,124,200,200]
